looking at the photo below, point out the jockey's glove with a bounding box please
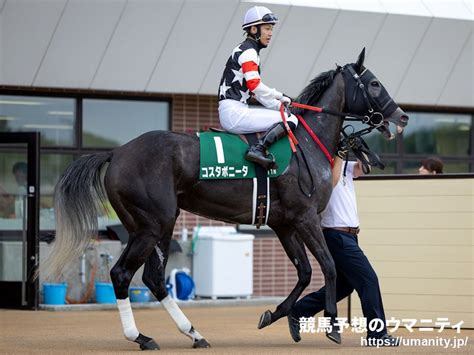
[280,95,292,106]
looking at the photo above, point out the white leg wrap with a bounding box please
[161,295,203,341]
[117,298,140,341]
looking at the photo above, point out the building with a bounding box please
[0,0,472,312]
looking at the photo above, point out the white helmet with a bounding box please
[242,6,278,30]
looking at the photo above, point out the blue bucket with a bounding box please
[129,286,151,303]
[95,282,116,304]
[175,272,195,300]
[43,283,67,305]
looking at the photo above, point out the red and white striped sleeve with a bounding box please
[238,48,283,110]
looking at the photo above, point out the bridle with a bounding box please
[289,63,394,142]
[282,64,391,195]
[344,65,385,128]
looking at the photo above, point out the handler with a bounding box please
[288,141,399,346]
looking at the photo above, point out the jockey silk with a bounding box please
[218,38,282,111]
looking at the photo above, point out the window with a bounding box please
[343,121,397,154]
[402,160,470,174]
[0,93,170,230]
[0,151,27,219]
[366,160,397,175]
[346,111,473,174]
[83,99,169,148]
[39,154,74,230]
[0,95,75,146]
[402,112,471,156]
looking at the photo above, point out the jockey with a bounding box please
[218,6,299,170]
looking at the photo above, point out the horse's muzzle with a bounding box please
[385,107,409,136]
[382,107,409,139]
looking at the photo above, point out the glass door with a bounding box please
[0,132,39,309]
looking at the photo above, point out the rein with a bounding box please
[291,102,363,120]
[295,113,334,168]
[282,101,380,168]
[291,101,383,127]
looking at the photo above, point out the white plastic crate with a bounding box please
[193,229,254,298]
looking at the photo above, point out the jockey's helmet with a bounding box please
[242,6,278,30]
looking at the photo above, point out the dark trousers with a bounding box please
[292,229,387,338]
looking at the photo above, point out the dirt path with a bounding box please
[0,305,472,354]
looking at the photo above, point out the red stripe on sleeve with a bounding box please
[242,61,258,73]
[246,78,260,91]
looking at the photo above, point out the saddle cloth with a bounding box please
[199,131,291,180]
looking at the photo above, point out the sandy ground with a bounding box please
[0,305,472,354]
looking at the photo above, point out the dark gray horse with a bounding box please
[43,50,408,350]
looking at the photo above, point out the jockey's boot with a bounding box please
[245,122,290,170]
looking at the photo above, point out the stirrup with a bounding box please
[245,152,275,170]
[267,153,278,170]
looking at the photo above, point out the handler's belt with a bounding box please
[323,227,360,236]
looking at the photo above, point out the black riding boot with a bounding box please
[245,122,288,170]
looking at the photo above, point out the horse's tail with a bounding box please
[40,152,112,280]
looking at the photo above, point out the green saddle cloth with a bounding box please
[199,131,292,180]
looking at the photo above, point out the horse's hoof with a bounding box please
[326,329,341,344]
[287,315,301,343]
[135,333,160,350]
[192,338,211,348]
[257,310,272,329]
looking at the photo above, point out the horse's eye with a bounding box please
[371,81,380,87]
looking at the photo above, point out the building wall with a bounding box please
[171,94,220,134]
[352,177,474,328]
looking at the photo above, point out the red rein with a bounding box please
[280,103,334,168]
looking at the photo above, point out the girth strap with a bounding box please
[245,133,270,228]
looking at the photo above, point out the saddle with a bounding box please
[209,127,262,145]
[198,130,291,180]
[199,129,292,228]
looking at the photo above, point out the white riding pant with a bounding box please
[219,99,298,134]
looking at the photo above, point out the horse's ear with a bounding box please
[355,48,365,73]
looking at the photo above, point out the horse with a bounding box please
[43,49,408,350]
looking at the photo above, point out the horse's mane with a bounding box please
[293,68,340,115]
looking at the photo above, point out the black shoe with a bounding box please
[245,122,288,170]
[326,322,341,344]
[287,315,301,343]
[366,334,399,347]
[245,143,276,170]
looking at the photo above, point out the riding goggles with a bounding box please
[262,13,278,23]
